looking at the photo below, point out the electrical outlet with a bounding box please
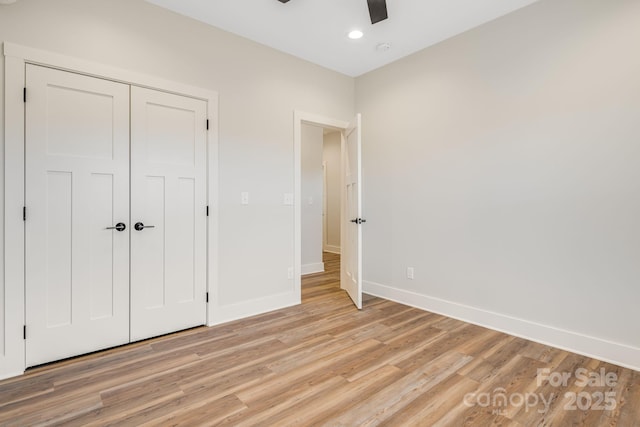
[287,267,294,279]
[407,267,414,280]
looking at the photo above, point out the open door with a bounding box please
[342,114,363,309]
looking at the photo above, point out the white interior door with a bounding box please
[130,87,208,341]
[25,65,130,367]
[342,114,363,309]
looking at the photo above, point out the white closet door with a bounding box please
[25,65,130,367]
[130,87,207,341]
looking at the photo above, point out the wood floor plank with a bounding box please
[2,393,103,427]
[340,325,447,383]
[220,375,349,427]
[330,351,473,426]
[137,394,247,427]
[234,338,383,405]
[254,364,406,427]
[0,353,200,424]
[0,252,637,426]
[376,373,479,427]
[266,334,365,374]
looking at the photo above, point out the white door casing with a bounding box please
[341,114,363,309]
[25,65,131,367]
[322,161,328,251]
[130,86,208,342]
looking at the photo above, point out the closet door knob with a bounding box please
[106,222,126,232]
[134,222,155,231]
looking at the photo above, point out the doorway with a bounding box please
[294,111,363,309]
[323,131,343,256]
[301,125,341,276]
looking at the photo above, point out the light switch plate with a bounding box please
[407,267,414,280]
[241,192,249,205]
[284,193,294,205]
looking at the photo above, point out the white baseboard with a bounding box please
[209,291,300,327]
[364,280,640,372]
[323,245,341,255]
[301,262,325,275]
[0,371,24,381]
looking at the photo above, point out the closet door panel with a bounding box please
[25,65,130,367]
[130,87,207,341]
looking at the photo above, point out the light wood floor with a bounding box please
[1,252,638,426]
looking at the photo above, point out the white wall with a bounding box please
[323,131,341,253]
[0,0,353,378]
[301,124,324,274]
[358,0,640,370]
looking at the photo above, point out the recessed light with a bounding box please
[348,30,364,40]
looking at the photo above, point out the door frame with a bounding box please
[293,111,349,302]
[2,42,219,379]
[322,160,328,252]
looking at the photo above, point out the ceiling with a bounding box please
[146,0,540,77]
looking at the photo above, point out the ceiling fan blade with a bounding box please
[367,0,388,24]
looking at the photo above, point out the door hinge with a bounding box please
[23,88,27,103]
[206,206,209,217]
[206,292,209,303]
[206,119,209,130]
[23,325,26,340]
[23,206,26,221]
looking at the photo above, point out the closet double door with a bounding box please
[25,65,208,367]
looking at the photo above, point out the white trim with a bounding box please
[206,97,220,329]
[301,263,325,276]
[322,161,328,253]
[323,245,341,255]
[209,291,299,326]
[293,110,349,307]
[0,371,25,382]
[2,42,219,378]
[3,43,213,101]
[2,54,26,380]
[364,280,640,372]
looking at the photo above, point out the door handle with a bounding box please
[106,222,126,232]
[350,218,367,224]
[134,222,155,231]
